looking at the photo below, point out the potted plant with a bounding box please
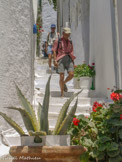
[0,76,86,161]
[68,91,122,162]
[74,63,95,89]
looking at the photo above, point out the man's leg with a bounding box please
[64,71,74,84]
[59,73,65,97]
[48,54,52,69]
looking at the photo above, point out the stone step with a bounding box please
[48,104,92,114]
[34,103,91,114]
[34,96,106,106]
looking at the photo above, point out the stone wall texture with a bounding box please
[0,0,35,131]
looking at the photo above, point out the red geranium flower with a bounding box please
[92,63,95,66]
[40,26,42,28]
[110,92,121,101]
[92,101,103,112]
[41,30,44,32]
[107,88,110,90]
[73,118,80,126]
[120,114,122,120]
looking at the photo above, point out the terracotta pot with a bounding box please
[9,146,86,162]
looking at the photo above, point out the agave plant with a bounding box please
[0,76,82,141]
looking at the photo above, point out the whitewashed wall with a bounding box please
[0,0,35,131]
[70,0,89,65]
[32,0,38,23]
[89,0,116,97]
[41,0,57,43]
[57,0,90,65]
[117,0,122,88]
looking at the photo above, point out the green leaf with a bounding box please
[0,112,25,136]
[114,90,122,93]
[113,120,122,127]
[15,84,39,131]
[80,152,89,162]
[53,89,82,135]
[99,136,112,144]
[37,103,43,130]
[98,144,106,151]
[40,75,51,134]
[57,98,78,135]
[5,107,34,134]
[109,156,122,162]
[89,149,98,158]
[107,149,120,157]
[112,104,122,113]
[88,121,96,128]
[97,152,105,160]
[118,129,122,139]
[107,142,119,151]
[81,137,93,147]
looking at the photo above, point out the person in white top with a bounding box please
[46,24,59,71]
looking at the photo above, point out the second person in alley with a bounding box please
[53,27,76,97]
[47,24,59,72]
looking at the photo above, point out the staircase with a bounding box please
[34,57,106,130]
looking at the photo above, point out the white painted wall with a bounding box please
[117,0,122,88]
[32,0,38,23]
[41,0,57,43]
[0,0,35,131]
[89,0,116,97]
[70,0,89,65]
[57,0,90,65]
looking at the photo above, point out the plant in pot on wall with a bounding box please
[74,63,95,89]
[0,76,86,161]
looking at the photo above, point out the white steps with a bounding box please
[33,58,107,129]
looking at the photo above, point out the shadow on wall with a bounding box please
[70,0,90,65]
[80,0,90,64]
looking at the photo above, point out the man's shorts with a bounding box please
[58,55,74,73]
[47,45,53,54]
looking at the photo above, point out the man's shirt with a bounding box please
[47,32,59,46]
[52,37,76,61]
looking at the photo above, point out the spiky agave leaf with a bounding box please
[15,85,39,131]
[57,98,78,135]
[37,103,43,130]
[40,75,51,134]
[5,107,34,135]
[0,112,25,136]
[53,90,82,135]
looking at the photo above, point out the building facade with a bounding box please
[57,0,122,98]
[0,0,37,131]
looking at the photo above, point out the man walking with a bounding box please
[53,27,76,97]
[47,24,59,71]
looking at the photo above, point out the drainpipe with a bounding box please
[113,0,121,88]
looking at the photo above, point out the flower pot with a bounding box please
[74,77,92,89]
[21,135,70,146]
[9,145,86,162]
